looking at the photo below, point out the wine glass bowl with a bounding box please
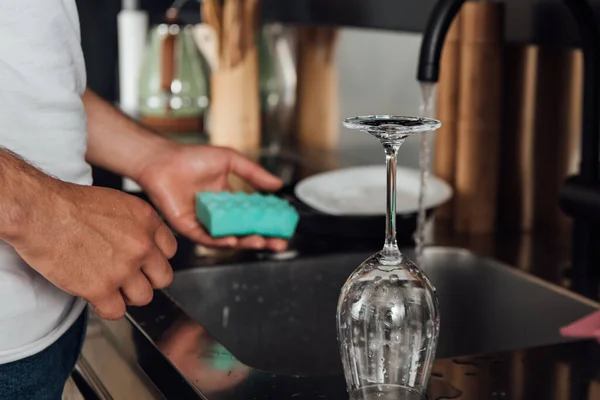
[337,115,442,399]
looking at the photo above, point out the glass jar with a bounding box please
[139,23,210,142]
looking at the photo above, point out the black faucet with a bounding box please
[417,0,600,298]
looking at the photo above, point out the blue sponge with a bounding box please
[195,192,299,239]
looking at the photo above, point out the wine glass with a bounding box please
[337,115,441,400]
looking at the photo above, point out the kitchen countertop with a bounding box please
[89,150,600,400]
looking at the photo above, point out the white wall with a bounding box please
[335,28,426,168]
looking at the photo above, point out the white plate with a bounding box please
[294,165,453,216]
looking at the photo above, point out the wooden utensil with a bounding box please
[499,45,582,232]
[454,2,504,234]
[295,26,340,151]
[202,0,261,154]
[434,15,462,222]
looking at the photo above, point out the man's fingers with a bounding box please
[121,273,154,306]
[155,222,178,259]
[237,235,268,249]
[92,292,126,320]
[266,238,288,252]
[167,214,240,248]
[142,249,173,289]
[165,212,286,251]
[228,150,283,191]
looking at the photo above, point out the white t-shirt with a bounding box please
[0,0,91,364]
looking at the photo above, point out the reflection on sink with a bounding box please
[165,247,599,377]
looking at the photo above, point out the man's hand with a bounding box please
[4,161,177,320]
[82,89,287,252]
[135,144,288,252]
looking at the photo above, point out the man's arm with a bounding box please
[0,148,54,242]
[82,89,173,182]
[0,145,176,320]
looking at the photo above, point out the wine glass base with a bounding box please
[350,385,423,400]
[343,115,441,144]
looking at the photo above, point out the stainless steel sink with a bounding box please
[165,247,599,377]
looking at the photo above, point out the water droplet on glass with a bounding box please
[257,296,264,304]
[234,295,241,302]
[373,276,382,284]
[389,274,399,284]
[426,320,435,338]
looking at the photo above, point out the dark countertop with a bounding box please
[105,233,600,400]
[98,150,600,400]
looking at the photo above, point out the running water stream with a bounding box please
[415,82,438,266]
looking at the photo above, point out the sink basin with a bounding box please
[165,247,598,377]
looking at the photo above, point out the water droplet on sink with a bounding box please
[389,274,399,284]
[388,302,394,308]
[373,276,382,284]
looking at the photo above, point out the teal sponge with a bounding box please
[195,192,299,239]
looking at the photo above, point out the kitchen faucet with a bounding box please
[417,0,600,298]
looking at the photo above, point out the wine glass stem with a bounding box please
[383,142,402,257]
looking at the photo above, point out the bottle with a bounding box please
[117,0,149,116]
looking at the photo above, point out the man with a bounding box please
[0,1,286,398]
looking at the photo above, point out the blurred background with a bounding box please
[65,2,600,399]
[76,0,598,236]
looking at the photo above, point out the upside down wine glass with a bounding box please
[337,116,442,400]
